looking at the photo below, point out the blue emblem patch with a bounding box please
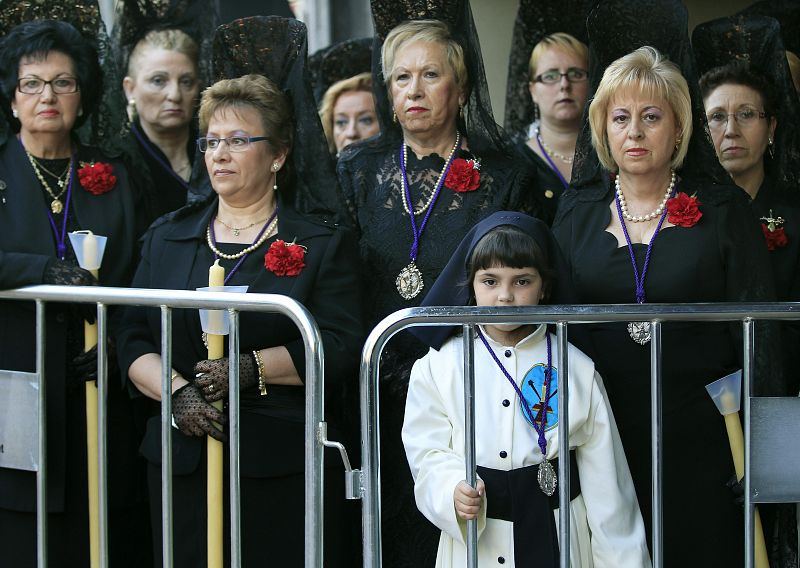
[519,364,558,431]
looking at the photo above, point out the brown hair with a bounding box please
[198,73,293,158]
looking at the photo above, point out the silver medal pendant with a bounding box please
[396,262,424,300]
[538,459,557,497]
[627,321,651,345]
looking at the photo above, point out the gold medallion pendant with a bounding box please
[396,262,424,300]
[51,199,63,214]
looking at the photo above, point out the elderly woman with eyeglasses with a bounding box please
[0,19,142,566]
[118,72,362,566]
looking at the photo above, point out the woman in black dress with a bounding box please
[114,0,218,228]
[553,2,786,565]
[336,1,542,565]
[503,0,593,225]
[0,17,143,567]
[695,18,800,565]
[117,17,362,566]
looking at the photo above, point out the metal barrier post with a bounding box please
[36,300,47,568]
[556,322,570,568]
[743,319,755,568]
[360,326,382,568]
[463,324,478,566]
[159,306,174,568]
[96,304,109,568]
[228,310,242,567]
[650,320,663,568]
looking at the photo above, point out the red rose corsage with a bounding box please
[666,192,702,227]
[78,161,117,195]
[444,157,481,192]
[760,210,788,251]
[264,239,306,276]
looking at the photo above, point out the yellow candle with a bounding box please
[207,259,224,568]
[720,393,770,568]
[84,230,100,568]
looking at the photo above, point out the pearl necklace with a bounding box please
[536,126,574,164]
[615,170,676,223]
[400,132,461,216]
[206,214,278,260]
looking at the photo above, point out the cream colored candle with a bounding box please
[207,259,224,568]
[83,232,100,568]
[720,392,770,568]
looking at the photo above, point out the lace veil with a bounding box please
[570,0,731,194]
[309,37,373,104]
[693,15,800,191]
[0,0,127,155]
[111,0,218,90]
[369,0,513,158]
[503,0,592,143]
[739,0,800,56]
[212,16,343,217]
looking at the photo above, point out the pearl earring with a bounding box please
[272,163,279,191]
[11,108,17,118]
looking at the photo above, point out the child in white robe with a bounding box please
[402,212,650,568]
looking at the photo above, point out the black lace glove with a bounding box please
[171,383,226,441]
[194,354,258,403]
[725,474,745,507]
[70,339,117,383]
[43,258,98,323]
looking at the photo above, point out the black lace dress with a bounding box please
[337,134,541,567]
[553,179,783,566]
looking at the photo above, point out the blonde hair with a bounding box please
[318,72,373,153]
[127,28,199,77]
[787,51,800,93]
[198,74,292,156]
[528,32,588,80]
[588,46,692,171]
[381,19,468,95]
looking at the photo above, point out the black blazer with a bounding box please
[0,138,138,512]
[118,196,364,477]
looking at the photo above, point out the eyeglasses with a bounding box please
[706,108,768,130]
[17,76,79,95]
[533,68,588,84]
[197,136,269,153]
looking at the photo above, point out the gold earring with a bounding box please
[392,111,397,123]
[459,103,464,119]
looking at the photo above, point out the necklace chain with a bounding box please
[25,151,73,213]
[536,126,574,164]
[206,214,278,260]
[615,170,676,223]
[400,133,461,216]
[216,216,269,237]
[30,154,70,183]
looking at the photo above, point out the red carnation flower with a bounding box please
[666,192,702,228]
[264,239,306,276]
[444,158,481,192]
[761,224,788,251]
[78,161,116,195]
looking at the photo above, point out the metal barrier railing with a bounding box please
[0,284,354,568]
[354,302,800,568]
